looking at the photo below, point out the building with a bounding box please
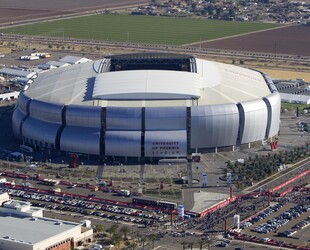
[0,91,20,102]
[59,55,92,65]
[38,61,71,70]
[0,193,93,250]
[280,93,310,104]
[0,68,37,79]
[12,53,281,162]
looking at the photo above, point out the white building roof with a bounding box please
[0,68,36,78]
[93,70,201,100]
[37,63,55,70]
[280,93,310,104]
[59,55,92,65]
[0,216,79,245]
[46,61,70,68]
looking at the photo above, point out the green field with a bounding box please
[1,14,280,45]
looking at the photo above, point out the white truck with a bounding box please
[119,189,131,197]
[0,178,7,184]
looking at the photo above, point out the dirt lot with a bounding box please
[192,25,310,57]
[255,68,310,82]
[0,0,150,24]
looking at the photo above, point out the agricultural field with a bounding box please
[194,25,310,56]
[0,0,149,24]
[0,14,280,45]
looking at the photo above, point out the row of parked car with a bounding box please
[240,203,283,230]
[38,202,158,226]
[292,219,310,230]
[251,204,310,234]
[277,215,310,237]
[0,187,167,226]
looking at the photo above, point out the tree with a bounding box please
[129,242,137,250]
[198,240,205,250]
[216,6,224,16]
[228,7,236,17]
[111,233,122,249]
[124,240,137,250]
[141,236,146,250]
[151,0,160,5]
[180,241,187,250]
[107,224,119,236]
[148,234,157,249]
[205,240,212,250]
[93,224,103,234]
[120,226,130,240]
[205,4,215,15]
[188,242,194,250]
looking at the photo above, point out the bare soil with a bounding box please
[0,0,150,24]
[191,25,310,57]
[254,68,310,82]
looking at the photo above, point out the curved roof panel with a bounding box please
[93,70,201,100]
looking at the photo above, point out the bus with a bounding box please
[40,179,60,186]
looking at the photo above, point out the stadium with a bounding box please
[12,53,280,162]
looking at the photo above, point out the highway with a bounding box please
[246,158,310,193]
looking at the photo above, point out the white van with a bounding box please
[119,189,131,197]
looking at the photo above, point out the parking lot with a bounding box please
[240,202,310,248]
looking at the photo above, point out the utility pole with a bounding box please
[187,158,193,187]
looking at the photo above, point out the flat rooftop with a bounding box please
[0,215,79,245]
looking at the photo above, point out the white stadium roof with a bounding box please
[25,55,271,107]
[93,70,201,100]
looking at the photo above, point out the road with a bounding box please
[245,158,310,193]
[1,33,310,64]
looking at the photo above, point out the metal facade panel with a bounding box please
[105,131,141,157]
[60,127,100,155]
[145,107,186,130]
[12,107,25,137]
[29,100,63,124]
[66,105,101,128]
[264,92,281,138]
[22,118,60,145]
[144,130,187,157]
[106,107,141,130]
[18,92,30,113]
[240,99,268,143]
[191,104,239,148]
